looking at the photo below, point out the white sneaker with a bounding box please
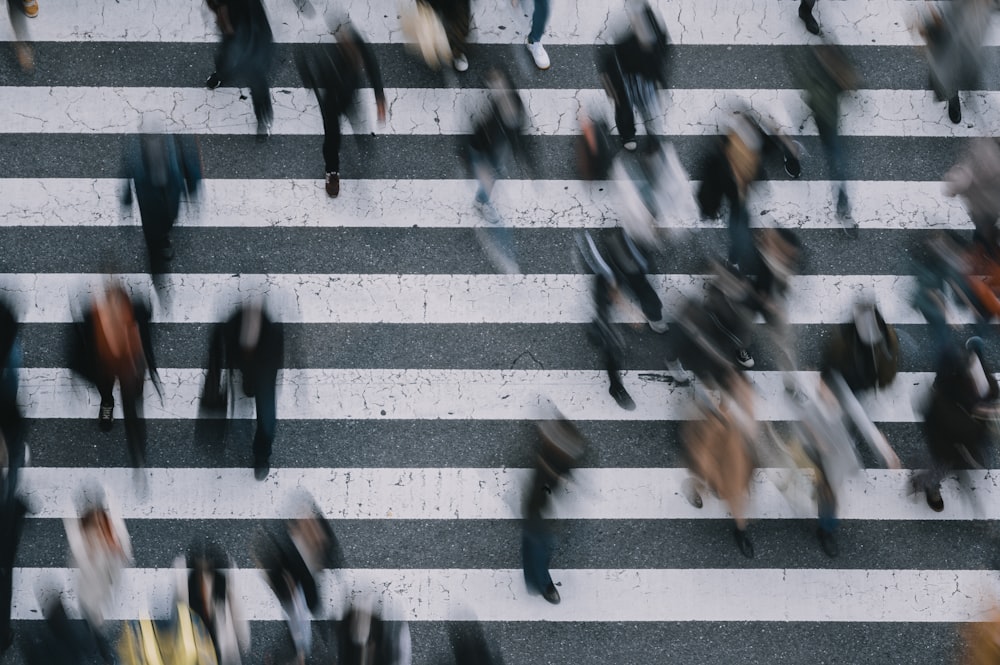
[453,53,469,72]
[648,317,669,333]
[526,39,550,70]
[623,140,638,151]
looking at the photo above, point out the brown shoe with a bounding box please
[22,0,38,17]
[325,172,340,198]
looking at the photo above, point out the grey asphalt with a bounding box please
[1,13,995,665]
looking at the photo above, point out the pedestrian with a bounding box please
[205,0,275,139]
[6,0,36,72]
[945,138,1000,256]
[512,0,550,69]
[681,373,758,558]
[295,24,387,198]
[697,116,763,274]
[798,0,820,35]
[0,300,25,491]
[919,0,989,125]
[68,284,159,470]
[121,131,203,277]
[64,487,133,633]
[597,2,669,152]
[795,42,858,225]
[337,600,412,665]
[745,228,802,387]
[913,337,999,512]
[202,301,284,480]
[0,439,28,655]
[522,416,586,604]
[821,301,900,395]
[424,0,472,71]
[174,541,249,665]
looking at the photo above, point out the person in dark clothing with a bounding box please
[336,601,410,665]
[448,622,503,665]
[0,300,25,491]
[920,0,989,125]
[203,301,284,480]
[598,2,669,151]
[521,416,587,605]
[296,25,387,198]
[914,338,999,512]
[798,0,820,34]
[68,284,158,469]
[23,593,107,665]
[0,440,27,655]
[423,0,471,71]
[122,132,202,276]
[205,0,275,139]
[821,301,900,395]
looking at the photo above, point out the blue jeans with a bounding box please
[522,521,554,594]
[251,369,278,464]
[528,0,549,43]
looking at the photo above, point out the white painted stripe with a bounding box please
[12,567,1000,622]
[12,368,950,423]
[18,468,1000,522]
[2,87,997,138]
[0,273,955,325]
[0,179,971,231]
[0,0,980,46]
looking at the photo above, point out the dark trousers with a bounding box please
[528,0,549,43]
[215,38,273,126]
[727,203,755,270]
[320,100,348,174]
[800,0,816,12]
[97,374,147,468]
[521,521,554,594]
[141,212,174,275]
[816,116,846,188]
[249,370,277,464]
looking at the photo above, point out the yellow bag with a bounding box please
[118,603,218,665]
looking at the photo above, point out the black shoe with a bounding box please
[784,154,801,178]
[99,400,114,431]
[256,118,272,142]
[160,241,175,262]
[542,583,561,605]
[798,5,820,34]
[817,528,839,558]
[734,527,755,559]
[925,487,944,512]
[206,72,221,89]
[736,348,754,369]
[609,384,636,411]
[948,97,962,124]
[254,461,270,481]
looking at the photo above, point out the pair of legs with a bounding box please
[521,518,559,603]
[213,36,274,130]
[816,115,851,221]
[96,375,147,468]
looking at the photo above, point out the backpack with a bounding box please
[93,288,146,382]
[825,307,899,392]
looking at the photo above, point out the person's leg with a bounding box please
[96,374,115,431]
[727,203,753,270]
[121,379,147,468]
[252,371,277,478]
[249,69,273,137]
[528,0,549,43]
[799,0,819,34]
[321,103,344,196]
[626,270,666,329]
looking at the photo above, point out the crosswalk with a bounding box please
[4,0,1000,663]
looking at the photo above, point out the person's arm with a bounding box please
[356,35,387,123]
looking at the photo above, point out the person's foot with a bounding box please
[648,317,669,333]
[205,72,222,90]
[784,154,801,178]
[609,384,636,411]
[798,3,820,34]
[542,582,560,604]
[526,39,550,70]
[160,239,175,262]
[254,460,270,481]
[925,487,944,512]
[256,118,272,142]
[474,199,501,224]
[682,477,703,509]
[734,527,755,559]
[736,348,755,369]
[623,139,638,152]
[453,53,469,72]
[14,43,33,72]
[325,172,340,198]
[948,97,962,124]
[99,400,114,431]
[22,0,37,18]
[817,528,839,558]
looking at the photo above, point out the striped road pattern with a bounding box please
[3,0,1000,663]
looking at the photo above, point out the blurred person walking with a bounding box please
[296,23,386,198]
[175,541,249,665]
[337,600,412,665]
[121,131,203,277]
[202,301,284,480]
[795,43,858,226]
[522,416,586,604]
[425,0,472,71]
[0,438,28,655]
[919,0,990,125]
[0,300,26,491]
[511,0,550,69]
[945,138,1000,257]
[597,2,669,152]
[6,0,35,71]
[68,284,159,470]
[205,0,275,139]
